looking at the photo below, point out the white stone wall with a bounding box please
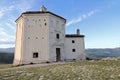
[22,14,50,64]
[14,17,23,65]
[65,37,86,61]
[14,14,51,64]
[48,14,66,61]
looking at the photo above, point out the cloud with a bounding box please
[0,5,14,18]
[5,23,15,30]
[0,0,36,19]
[0,41,14,45]
[0,27,15,41]
[0,39,14,44]
[16,2,31,12]
[66,10,98,26]
[0,28,15,45]
[0,11,4,18]
[12,0,35,12]
[0,29,15,45]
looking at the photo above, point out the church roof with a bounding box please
[65,34,84,38]
[16,11,66,22]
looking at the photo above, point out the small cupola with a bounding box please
[40,5,47,12]
[76,29,80,35]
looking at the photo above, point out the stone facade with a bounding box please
[13,6,86,65]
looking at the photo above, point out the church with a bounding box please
[13,6,86,65]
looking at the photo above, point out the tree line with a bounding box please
[0,53,14,64]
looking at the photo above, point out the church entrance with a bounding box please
[56,48,61,61]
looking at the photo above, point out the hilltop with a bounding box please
[0,59,120,80]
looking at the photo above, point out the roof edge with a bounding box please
[15,11,66,23]
[65,34,85,38]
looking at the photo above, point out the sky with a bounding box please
[0,0,120,49]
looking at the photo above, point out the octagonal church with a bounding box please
[14,6,86,65]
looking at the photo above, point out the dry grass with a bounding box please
[0,59,120,80]
[0,64,13,69]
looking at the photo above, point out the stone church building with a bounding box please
[14,6,86,65]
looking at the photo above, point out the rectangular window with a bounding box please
[33,52,38,58]
[56,34,59,39]
[72,49,76,52]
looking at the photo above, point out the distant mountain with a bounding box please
[0,47,120,60]
[0,48,14,63]
[0,47,14,53]
[86,47,120,59]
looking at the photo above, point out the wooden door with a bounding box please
[56,48,61,61]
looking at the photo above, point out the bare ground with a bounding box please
[0,62,67,71]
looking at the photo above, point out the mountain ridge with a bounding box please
[86,47,120,59]
[0,47,14,53]
[0,47,120,59]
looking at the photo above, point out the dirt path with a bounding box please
[0,62,67,71]
[18,62,66,68]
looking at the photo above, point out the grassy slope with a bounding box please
[0,60,120,80]
[0,64,13,69]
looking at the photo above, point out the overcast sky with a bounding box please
[0,0,120,48]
